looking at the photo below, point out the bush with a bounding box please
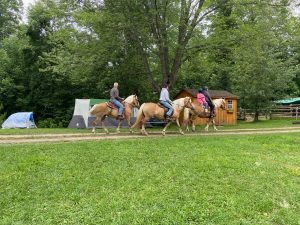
[0,103,7,125]
[37,118,59,128]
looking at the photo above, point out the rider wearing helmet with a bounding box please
[200,86,215,117]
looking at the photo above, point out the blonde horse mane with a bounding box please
[124,95,135,103]
[173,97,193,111]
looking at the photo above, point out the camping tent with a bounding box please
[2,112,37,129]
[68,99,138,128]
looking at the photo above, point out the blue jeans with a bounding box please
[159,100,173,117]
[204,102,208,109]
[111,99,124,116]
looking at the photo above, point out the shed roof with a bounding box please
[175,89,239,99]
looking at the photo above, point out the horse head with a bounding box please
[125,94,140,108]
[132,94,140,109]
[184,97,194,110]
[220,98,226,110]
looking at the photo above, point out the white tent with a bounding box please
[72,99,90,128]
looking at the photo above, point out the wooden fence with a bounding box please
[238,105,300,120]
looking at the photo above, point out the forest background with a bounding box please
[0,0,299,127]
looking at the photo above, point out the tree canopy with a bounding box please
[0,0,299,125]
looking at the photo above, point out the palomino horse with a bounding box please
[89,95,140,134]
[131,97,194,136]
[183,98,226,132]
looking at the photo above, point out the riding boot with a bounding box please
[117,115,124,120]
[165,117,171,122]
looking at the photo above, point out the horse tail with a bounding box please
[89,104,98,115]
[131,103,145,128]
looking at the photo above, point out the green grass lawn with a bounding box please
[0,128,90,135]
[0,118,299,135]
[222,118,300,130]
[0,133,299,224]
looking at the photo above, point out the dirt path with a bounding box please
[1,127,300,144]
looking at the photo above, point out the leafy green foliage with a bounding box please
[181,0,298,119]
[0,0,299,126]
[0,0,21,40]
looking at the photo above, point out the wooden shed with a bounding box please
[174,89,238,125]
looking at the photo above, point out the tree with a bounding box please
[0,0,22,41]
[228,0,297,120]
[102,0,223,91]
[0,0,24,118]
[21,0,79,125]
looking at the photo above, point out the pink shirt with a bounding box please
[197,93,207,104]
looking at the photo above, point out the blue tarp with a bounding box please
[2,112,37,129]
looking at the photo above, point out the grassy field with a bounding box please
[222,118,300,129]
[0,118,299,135]
[0,133,299,224]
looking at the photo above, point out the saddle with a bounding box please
[157,102,174,118]
[106,101,117,109]
[157,102,166,110]
[106,101,125,119]
[106,101,125,109]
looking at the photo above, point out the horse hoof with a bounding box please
[142,130,148,136]
[162,131,166,136]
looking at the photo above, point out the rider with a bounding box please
[110,82,124,119]
[200,86,215,117]
[159,83,173,119]
[197,89,208,112]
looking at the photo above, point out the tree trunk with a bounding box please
[254,110,259,122]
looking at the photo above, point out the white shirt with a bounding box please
[159,88,172,103]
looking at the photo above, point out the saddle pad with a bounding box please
[157,103,165,109]
[106,102,117,109]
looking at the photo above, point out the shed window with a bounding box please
[228,100,233,110]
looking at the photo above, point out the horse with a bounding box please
[131,97,194,136]
[183,98,226,132]
[89,95,140,134]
